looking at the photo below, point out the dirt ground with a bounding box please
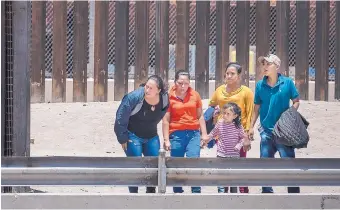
[30,100,340,194]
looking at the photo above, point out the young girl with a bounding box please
[205,102,251,193]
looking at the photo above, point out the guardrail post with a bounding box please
[158,148,166,193]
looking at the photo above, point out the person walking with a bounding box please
[162,70,209,194]
[114,75,169,193]
[248,54,300,194]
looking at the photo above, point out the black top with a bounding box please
[128,97,163,139]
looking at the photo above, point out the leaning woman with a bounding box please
[114,75,169,193]
[162,70,209,194]
[208,62,254,193]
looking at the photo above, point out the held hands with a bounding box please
[247,127,255,141]
[200,134,210,148]
[242,139,251,152]
[239,133,252,152]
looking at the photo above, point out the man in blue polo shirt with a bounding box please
[248,54,300,194]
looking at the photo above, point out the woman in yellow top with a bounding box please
[209,62,254,193]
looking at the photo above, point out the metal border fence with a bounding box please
[25,0,340,103]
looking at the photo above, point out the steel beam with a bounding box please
[2,168,158,186]
[167,168,340,186]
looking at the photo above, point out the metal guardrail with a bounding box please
[2,149,340,190]
[2,150,340,209]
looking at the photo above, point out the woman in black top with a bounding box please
[114,75,169,193]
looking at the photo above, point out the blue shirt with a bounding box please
[254,74,299,132]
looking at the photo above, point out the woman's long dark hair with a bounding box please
[141,75,168,94]
[223,102,242,129]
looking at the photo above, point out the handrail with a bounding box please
[2,149,340,193]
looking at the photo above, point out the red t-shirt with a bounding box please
[167,86,202,134]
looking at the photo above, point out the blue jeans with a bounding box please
[260,129,300,194]
[125,131,160,193]
[218,186,237,193]
[170,130,201,193]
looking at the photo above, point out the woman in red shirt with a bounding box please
[162,70,209,193]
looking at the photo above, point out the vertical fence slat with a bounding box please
[1,1,5,157]
[175,1,189,72]
[195,1,210,99]
[31,1,46,103]
[255,1,270,82]
[276,1,289,76]
[12,1,31,157]
[236,1,250,86]
[335,1,340,100]
[94,1,108,102]
[114,1,129,101]
[73,1,88,102]
[52,1,67,103]
[315,1,329,101]
[215,1,230,88]
[134,1,149,89]
[295,1,309,100]
[155,1,169,81]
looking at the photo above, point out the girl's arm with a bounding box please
[208,122,220,140]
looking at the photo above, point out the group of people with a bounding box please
[114,54,301,194]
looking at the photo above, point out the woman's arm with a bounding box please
[209,89,219,107]
[244,90,255,131]
[114,95,133,145]
[162,112,171,151]
[197,108,208,136]
[197,107,209,148]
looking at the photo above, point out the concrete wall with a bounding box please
[43,79,337,103]
[2,193,340,209]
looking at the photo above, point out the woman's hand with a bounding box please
[247,127,255,141]
[200,134,210,148]
[121,142,128,151]
[163,140,171,151]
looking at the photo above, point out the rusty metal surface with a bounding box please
[134,1,149,89]
[236,1,250,86]
[155,1,169,82]
[31,1,46,103]
[215,1,230,88]
[73,1,88,102]
[52,1,67,103]
[93,1,108,102]
[315,1,330,101]
[114,1,129,101]
[255,1,270,82]
[295,1,310,100]
[175,1,189,72]
[276,1,289,76]
[195,1,210,99]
